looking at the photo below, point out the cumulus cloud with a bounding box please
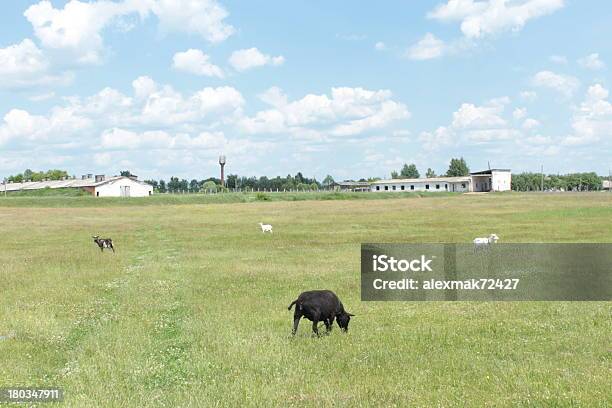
[24,0,233,64]
[406,33,445,60]
[532,70,580,97]
[452,99,508,129]
[419,97,537,151]
[563,84,612,145]
[0,77,244,148]
[577,53,605,70]
[132,76,158,100]
[172,49,224,77]
[150,0,234,43]
[427,0,564,39]
[228,48,285,71]
[240,87,409,138]
[0,38,72,88]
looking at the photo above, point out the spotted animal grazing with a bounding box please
[92,236,115,253]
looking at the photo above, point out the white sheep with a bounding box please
[259,222,273,233]
[473,233,499,250]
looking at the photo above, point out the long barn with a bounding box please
[1,175,153,197]
[370,169,511,193]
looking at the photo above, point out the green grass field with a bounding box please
[0,192,610,407]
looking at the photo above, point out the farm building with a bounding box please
[370,169,511,193]
[1,174,153,197]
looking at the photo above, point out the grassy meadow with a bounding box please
[0,192,610,407]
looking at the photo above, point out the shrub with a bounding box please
[255,192,270,201]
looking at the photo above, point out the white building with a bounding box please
[1,175,153,197]
[370,169,511,193]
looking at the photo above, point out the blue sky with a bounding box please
[1,0,610,181]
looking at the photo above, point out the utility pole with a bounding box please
[540,165,544,191]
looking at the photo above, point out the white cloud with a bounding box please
[452,99,508,129]
[228,48,285,71]
[24,0,233,64]
[419,126,454,151]
[258,87,288,108]
[24,0,132,64]
[532,70,580,97]
[150,0,234,43]
[132,76,158,100]
[375,41,386,51]
[407,33,445,60]
[172,49,224,78]
[0,38,72,88]
[577,53,605,70]
[240,87,409,138]
[0,77,244,148]
[563,84,612,145]
[418,96,536,151]
[427,0,564,39]
[0,39,47,75]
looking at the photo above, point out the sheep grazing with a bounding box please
[259,222,273,233]
[473,233,499,251]
[92,235,115,253]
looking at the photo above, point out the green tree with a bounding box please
[322,175,335,189]
[189,179,200,193]
[202,180,217,192]
[391,171,399,179]
[426,168,436,178]
[446,157,470,177]
[400,163,420,178]
[120,170,133,177]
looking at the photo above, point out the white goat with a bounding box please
[473,233,499,250]
[259,222,273,233]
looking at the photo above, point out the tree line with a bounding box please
[511,172,604,191]
[5,169,69,183]
[143,172,328,193]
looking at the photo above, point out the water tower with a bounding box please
[219,155,226,187]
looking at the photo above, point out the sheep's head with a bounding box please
[336,311,355,332]
[92,235,99,240]
[489,234,499,243]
